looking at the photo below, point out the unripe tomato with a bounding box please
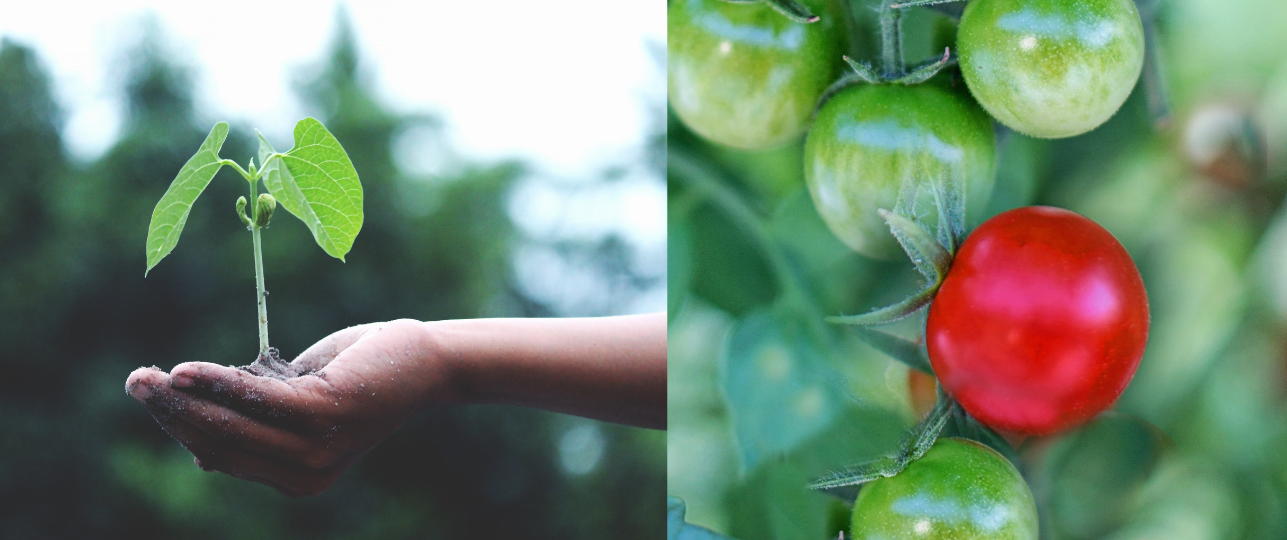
[957,0,1145,139]
[668,0,842,149]
[804,84,995,258]
[850,437,1038,539]
[927,206,1149,435]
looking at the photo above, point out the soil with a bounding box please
[238,347,314,380]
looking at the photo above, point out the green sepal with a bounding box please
[825,284,938,326]
[763,0,820,23]
[881,209,951,283]
[893,48,955,85]
[807,393,956,494]
[847,326,933,374]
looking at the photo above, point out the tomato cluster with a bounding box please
[670,0,1153,536]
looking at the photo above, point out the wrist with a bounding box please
[415,319,483,406]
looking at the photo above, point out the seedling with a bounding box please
[144,118,363,378]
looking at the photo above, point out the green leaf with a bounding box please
[263,117,364,261]
[721,309,844,473]
[255,129,275,172]
[688,203,778,316]
[669,497,739,540]
[144,122,229,276]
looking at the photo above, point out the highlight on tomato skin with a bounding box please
[850,437,1039,539]
[926,206,1150,436]
[956,0,1146,139]
[667,0,842,150]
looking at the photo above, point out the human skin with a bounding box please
[124,313,666,497]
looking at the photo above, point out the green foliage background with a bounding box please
[0,13,664,539]
[668,0,1287,538]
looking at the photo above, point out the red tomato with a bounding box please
[926,206,1149,435]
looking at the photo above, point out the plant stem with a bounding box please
[249,180,270,355]
[879,0,904,77]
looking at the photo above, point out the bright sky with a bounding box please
[0,0,665,177]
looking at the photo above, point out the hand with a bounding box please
[125,319,454,496]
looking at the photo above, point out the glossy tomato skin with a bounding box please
[851,437,1038,539]
[805,84,996,258]
[957,0,1145,139]
[927,206,1149,435]
[668,0,841,150]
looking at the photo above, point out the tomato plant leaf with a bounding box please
[263,117,363,261]
[668,497,739,540]
[722,309,843,473]
[144,121,229,276]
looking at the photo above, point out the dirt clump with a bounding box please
[238,347,313,380]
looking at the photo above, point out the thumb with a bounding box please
[290,323,378,373]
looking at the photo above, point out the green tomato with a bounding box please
[957,0,1145,139]
[804,84,996,258]
[668,0,841,149]
[851,438,1038,539]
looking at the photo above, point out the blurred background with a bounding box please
[0,1,664,538]
[668,0,1287,538]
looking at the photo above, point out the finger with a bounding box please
[156,412,336,497]
[169,362,330,422]
[291,323,378,373]
[126,366,169,403]
[142,382,332,466]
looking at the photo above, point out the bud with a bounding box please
[235,196,252,227]
[254,193,277,228]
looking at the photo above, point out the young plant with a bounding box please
[143,118,363,377]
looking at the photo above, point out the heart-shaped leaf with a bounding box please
[262,118,363,261]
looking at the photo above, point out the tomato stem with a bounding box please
[879,0,904,77]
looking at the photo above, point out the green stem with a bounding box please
[879,0,904,77]
[249,180,270,355]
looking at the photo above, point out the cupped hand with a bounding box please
[125,319,454,496]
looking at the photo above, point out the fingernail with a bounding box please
[172,374,194,388]
[129,383,153,401]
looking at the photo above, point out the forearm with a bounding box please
[425,314,667,430]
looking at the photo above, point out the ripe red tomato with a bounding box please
[926,206,1149,435]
